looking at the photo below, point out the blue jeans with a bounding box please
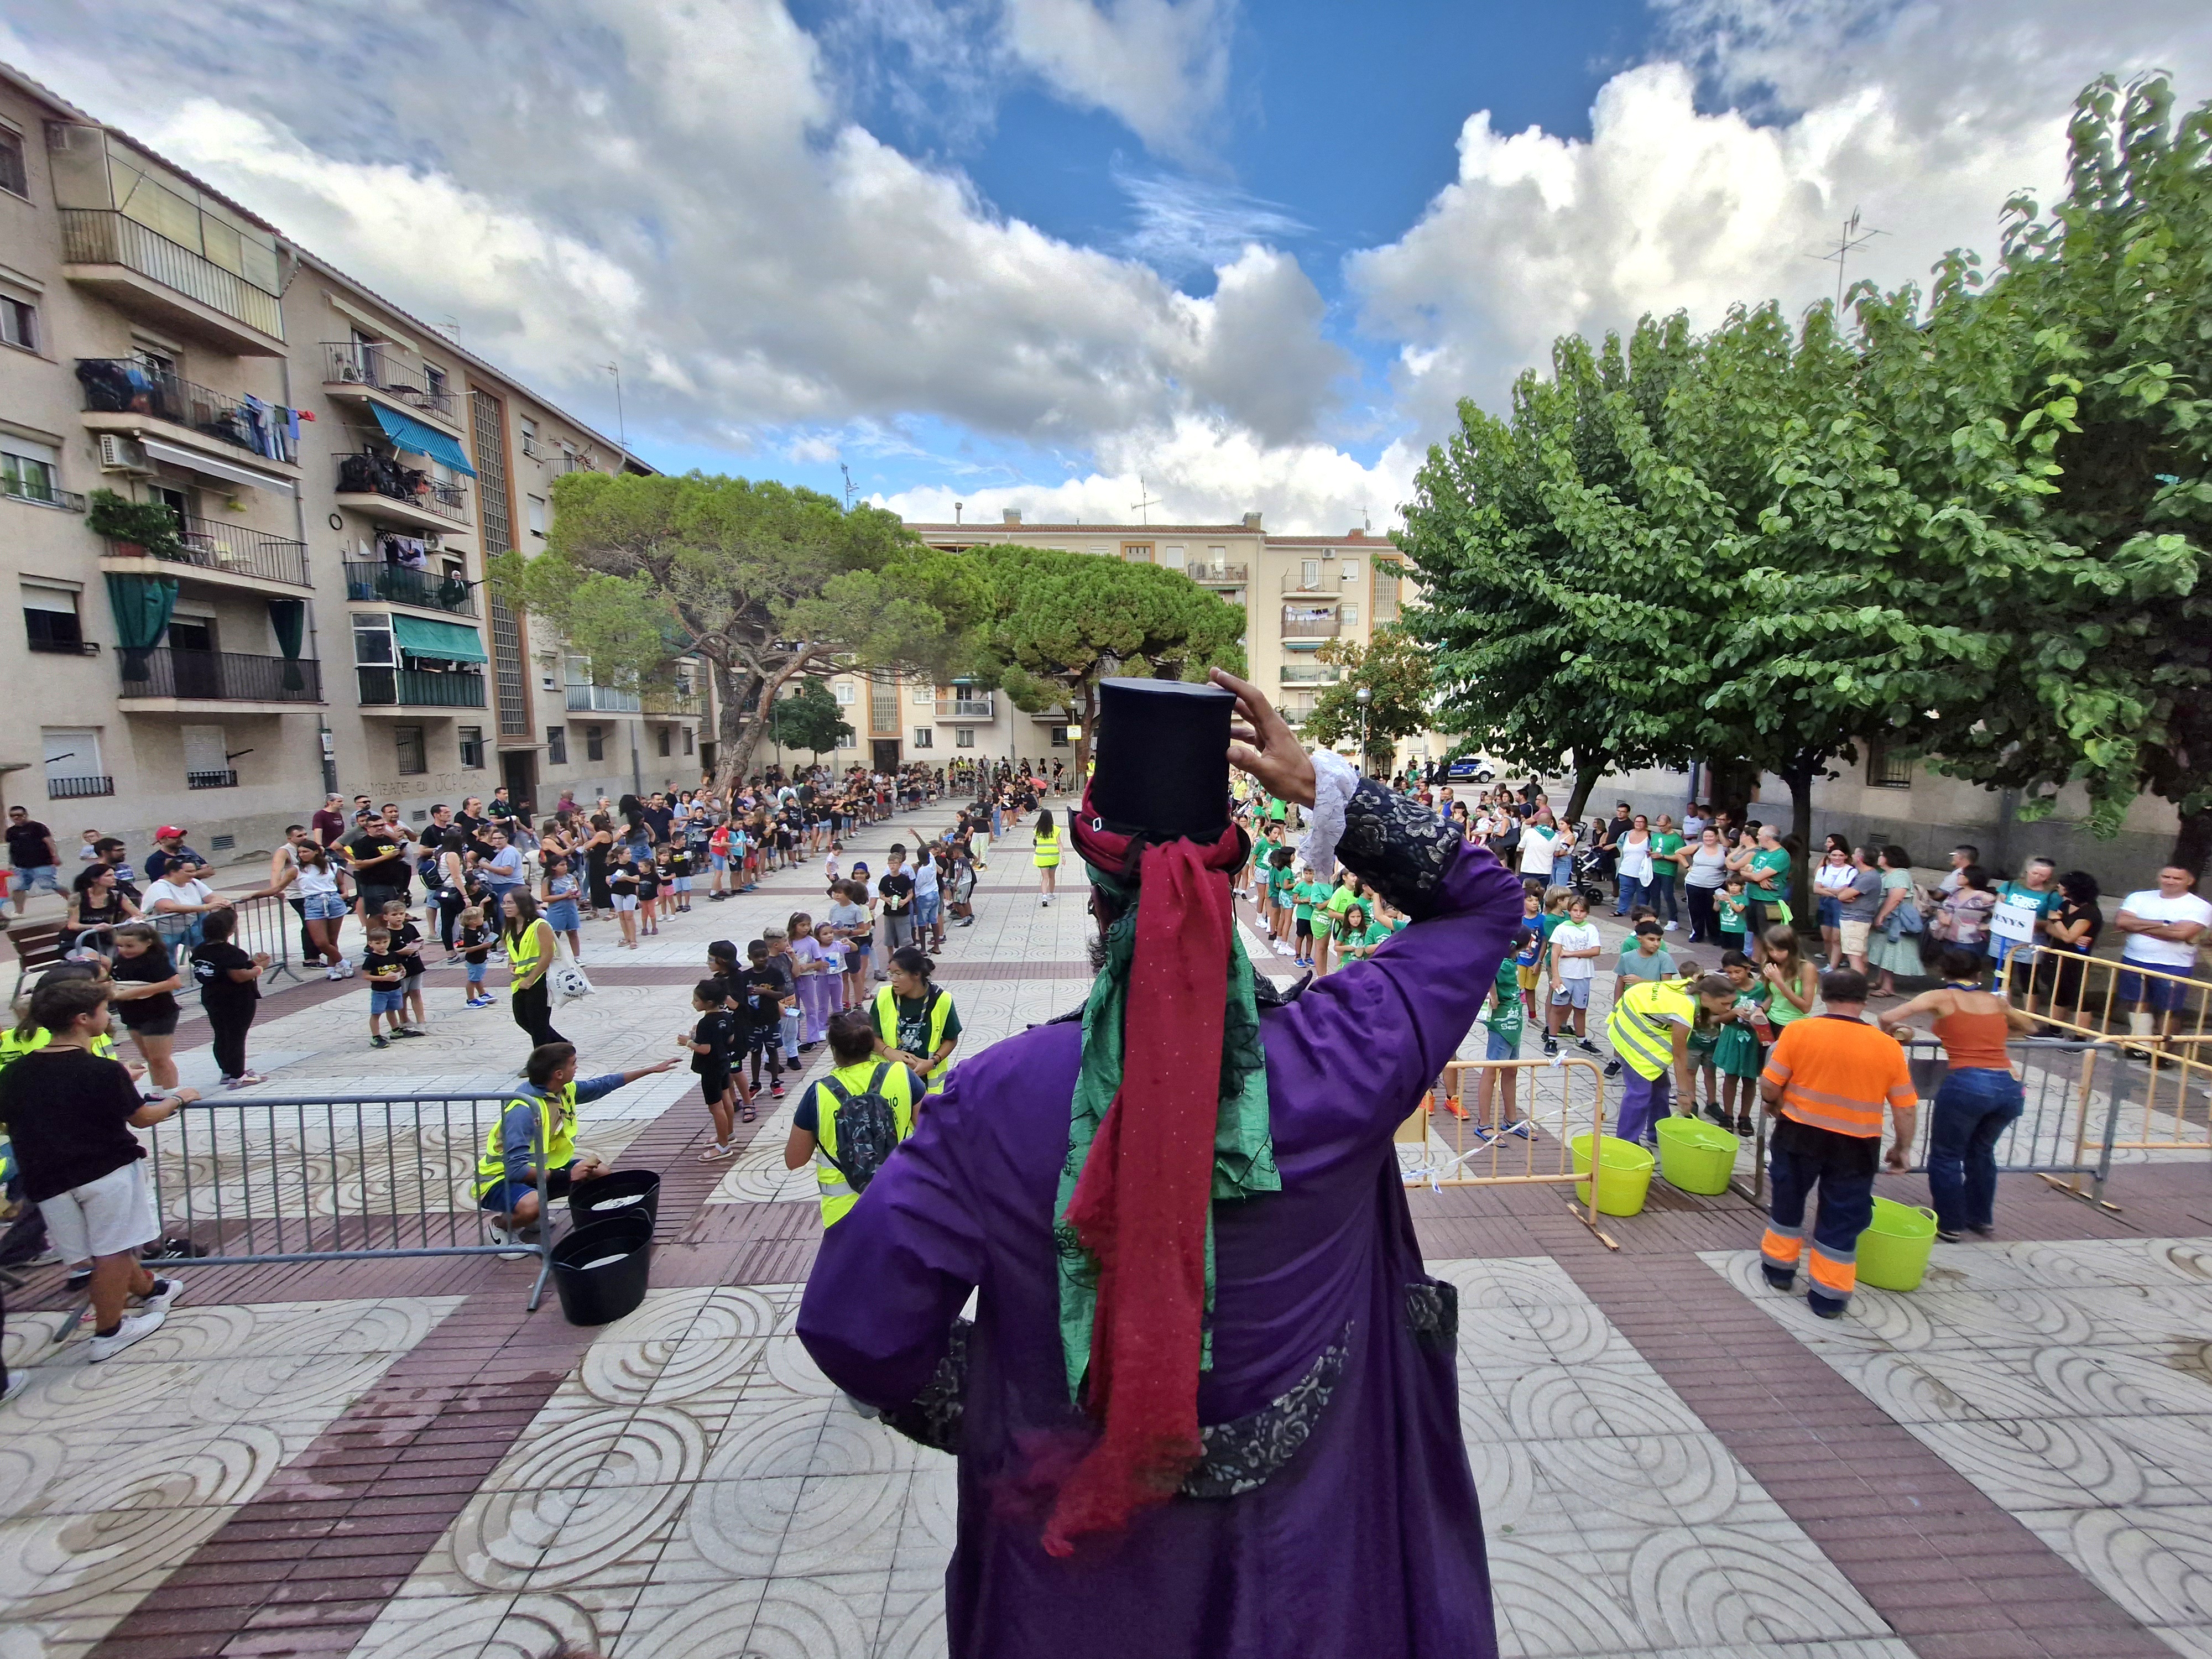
[1650,873,1678,924]
[1615,876,1647,915]
[1764,1139,1876,1314]
[1926,1067,2022,1234]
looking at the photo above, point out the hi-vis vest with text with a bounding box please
[811,1060,919,1225]
[472,1083,577,1197]
[872,983,953,1095]
[1605,979,1695,1081]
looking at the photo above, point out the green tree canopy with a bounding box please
[494,472,984,785]
[770,678,855,760]
[1306,626,1433,775]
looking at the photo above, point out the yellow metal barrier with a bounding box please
[1397,1055,1620,1248]
[2000,950,2210,1156]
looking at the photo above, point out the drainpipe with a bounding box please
[629,720,643,799]
[277,354,338,795]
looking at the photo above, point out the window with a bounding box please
[657,725,671,758]
[955,727,974,748]
[586,723,604,761]
[912,685,933,706]
[1340,602,1360,628]
[683,726,694,755]
[912,728,934,749]
[1121,543,1153,563]
[458,725,485,769]
[21,583,83,653]
[869,684,897,733]
[352,613,394,665]
[1049,725,1071,749]
[1,295,35,352]
[1340,561,1360,582]
[394,724,427,775]
[546,724,567,764]
[520,416,542,458]
[0,126,24,198]
[1372,560,1402,625]
[182,725,233,789]
[43,728,104,798]
[1300,559,1321,589]
[1867,740,1916,789]
[1161,544,1186,570]
[527,493,547,537]
[2,445,62,506]
[423,363,447,405]
[833,681,854,705]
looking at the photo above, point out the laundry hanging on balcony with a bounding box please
[390,613,488,664]
[379,534,430,568]
[367,404,477,477]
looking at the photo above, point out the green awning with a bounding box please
[392,613,488,663]
[369,403,478,477]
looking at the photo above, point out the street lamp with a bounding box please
[1354,685,1372,775]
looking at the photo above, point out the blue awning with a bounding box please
[369,403,477,477]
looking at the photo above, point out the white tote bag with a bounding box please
[549,936,596,1003]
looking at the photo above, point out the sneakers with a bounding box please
[393,1027,427,1039]
[1603,1060,1623,1078]
[1575,1039,1601,1056]
[485,1223,531,1261]
[221,1072,267,1088]
[1542,1036,1559,1056]
[467,994,495,1008]
[1663,920,1679,932]
[1936,1228,1963,1243]
[88,1308,166,1361]
[340,959,357,979]
[371,1034,390,1049]
[137,1276,181,1317]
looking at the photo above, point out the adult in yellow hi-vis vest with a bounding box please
[473,1041,677,1238]
[872,947,961,1097]
[1757,968,1919,1319]
[784,1013,921,1224]
[504,890,567,1052]
[1606,972,1738,1144]
[1033,808,1061,907]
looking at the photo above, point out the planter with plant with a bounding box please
[86,489,187,562]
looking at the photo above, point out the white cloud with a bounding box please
[1115,165,1307,275]
[999,0,1237,162]
[1352,0,2212,427]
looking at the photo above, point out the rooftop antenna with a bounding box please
[604,362,628,455]
[954,500,963,524]
[1363,504,1373,533]
[1131,474,1160,526]
[1807,207,1885,319]
[839,462,857,510]
[433,315,461,343]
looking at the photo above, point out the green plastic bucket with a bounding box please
[1569,1134,1654,1218]
[1856,1198,1939,1292]
[1655,1116,1739,1195]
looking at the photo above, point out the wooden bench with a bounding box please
[7,919,69,1000]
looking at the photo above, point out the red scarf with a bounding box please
[1044,807,1243,1552]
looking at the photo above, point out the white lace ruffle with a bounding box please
[1298,750,1360,879]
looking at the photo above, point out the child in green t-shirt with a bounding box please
[1710,950,1772,1134]
[1291,868,1327,969]
[1318,874,1360,974]
[1717,874,1750,949]
[1265,846,1296,948]
[1614,921,1678,999]
[1474,930,1533,1137]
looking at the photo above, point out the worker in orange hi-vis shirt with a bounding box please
[1756,966,1919,1318]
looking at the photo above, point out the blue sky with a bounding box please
[7,1,2210,528]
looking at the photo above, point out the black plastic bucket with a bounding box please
[549,1212,653,1326]
[570,1168,661,1229]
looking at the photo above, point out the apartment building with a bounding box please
[0,64,705,863]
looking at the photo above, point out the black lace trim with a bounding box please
[1404,1279,1459,1352]
[1178,1323,1352,1500]
[881,1317,969,1454]
[1335,779,1458,921]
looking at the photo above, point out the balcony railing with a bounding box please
[1281,616,1339,639]
[320,342,460,425]
[643,690,705,718]
[121,647,322,702]
[1188,563,1248,585]
[186,769,238,790]
[76,359,295,463]
[1282,568,1347,594]
[357,666,486,708]
[334,452,469,526]
[935,697,995,720]
[3,474,87,512]
[567,683,641,713]
[47,774,114,800]
[107,515,311,587]
[1279,665,1340,685]
[342,561,477,617]
[59,210,285,341]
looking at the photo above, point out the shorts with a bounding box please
[612,894,638,912]
[11,864,62,897]
[701,1070,730,1104]
[1551,978,1592,1010]
[748,1025,784,1057]
[1838,918,1872,957]
[302,890,348,921]
[370,985,406,1016]
[1817,896,1842,929]
[1485,1027,1520,1062]
[478,1165,574,1213]
[674,877,693,893]
[1295,917,1313,941]
[545,899,582,932]
[38,1159,159,1261]
[2119,967,2190,1014]
[358,884,406,914]
[711,854,729,872]
[467,961,489,985]
[119,1010,179,1039]
[1516,966,1540,992]
[913,893,941,926]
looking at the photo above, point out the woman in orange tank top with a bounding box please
[1877,946,2037,1241]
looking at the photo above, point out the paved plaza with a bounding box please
[4,811,2212,1658]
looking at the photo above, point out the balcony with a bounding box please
[320,342,462,429]
[105,515,311,590]
[1282,567,1347,594]
[186,769,238,790]
[1188,563,1248,586]
[334,452,471,533]
[643,688,705,718]
[3,474,87,513]
[357,666,486,708]
[1279,664,1340,685]
[1282,613,1339,640]
[76,360,301,484]
[59,210,285,354]
[118,647,323,711]
[48,775,115,800]
[567,682,642,713]
[342,561,477,617]
[935,697,995,721]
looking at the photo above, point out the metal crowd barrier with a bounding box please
[142,890,305,988]
[1397,1056,1621,1246]
[1999,948,2209,1158]
[135,1089,557,1310]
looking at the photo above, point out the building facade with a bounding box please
[0,64,706,865]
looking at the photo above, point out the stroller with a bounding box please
[1567,834,1610,912]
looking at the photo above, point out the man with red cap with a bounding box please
[798,669,1523,1657]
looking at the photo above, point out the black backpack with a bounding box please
[821,1063,901,1194]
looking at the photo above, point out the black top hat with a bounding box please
[1091,676,1234,842]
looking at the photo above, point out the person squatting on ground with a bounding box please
[472,1042,677,1247]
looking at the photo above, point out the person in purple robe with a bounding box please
[798,669,1524,1658]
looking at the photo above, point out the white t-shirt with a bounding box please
[1551,919,1603,980]
[1813,860,1856,897]
[2119,889,2212,968]
[1518,826,1557,875]
[145,876,212,913]
[1617,833,1653,883]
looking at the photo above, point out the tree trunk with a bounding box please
[1784,757,1817,936]
[2175,804,2212,886]
[1563,754,1609,825]
[710,659,766,794]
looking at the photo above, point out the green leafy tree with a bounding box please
[1305,627,1433,774]
[770,678,855,760]
[495,472,983,786]
[966,545,1247,771]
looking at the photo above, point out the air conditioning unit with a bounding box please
[97,435,154,474]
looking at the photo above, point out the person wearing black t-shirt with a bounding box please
[678,977,743,1158]
[108,925,184,1089]
[190,906,268,1086]
[738,941,789,1106]
[878,847,916,963]
[342,823,410,920]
